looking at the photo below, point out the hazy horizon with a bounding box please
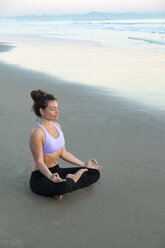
[1,11,165,20]
[0,0,164,17]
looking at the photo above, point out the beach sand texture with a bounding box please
[1,36,165,109]
[1,43,165,248]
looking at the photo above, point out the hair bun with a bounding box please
[31,90,45,102]
[30,89,56,117]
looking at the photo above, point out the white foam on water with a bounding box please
[0,18,165,110]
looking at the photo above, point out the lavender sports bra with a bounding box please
[37,122,65,155]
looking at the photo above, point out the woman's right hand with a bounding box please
[50,173,66,183]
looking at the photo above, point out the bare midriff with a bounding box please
[32,150,62,171]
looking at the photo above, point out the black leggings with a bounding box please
[30,164,100,196]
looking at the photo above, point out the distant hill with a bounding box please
[4,12,165,21]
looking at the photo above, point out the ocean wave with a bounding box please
[128,36,165,46]
[0,18,165,53]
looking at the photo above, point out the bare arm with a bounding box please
[30,129,66,183]
[29,129,53,179]
[60,147,102,170]
[55,122,85,166]
[60,146,86,166]
[29,128,66,183]
[57,122,102,170]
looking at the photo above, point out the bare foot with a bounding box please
[54,193,70,200]
[66,168,88,183]
[55,195,63,200]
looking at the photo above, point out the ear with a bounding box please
[39,108,45,116]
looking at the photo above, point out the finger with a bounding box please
[53,173,59,177]
[53,174,61,181]
[91,159,97,165]
[58,178,66,183]
[60,178,66,181]
[56,174,61,179]
[90,165,102,170]
[92,159,97,164]
[56,178,62,183]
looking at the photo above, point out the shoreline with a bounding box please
[1,37,165,110]
[1,40,165,122]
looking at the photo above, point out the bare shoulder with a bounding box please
[30,126,44,141]
[29,126,45,157]
[55,122,62,130]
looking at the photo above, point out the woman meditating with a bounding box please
[29,89,102,199]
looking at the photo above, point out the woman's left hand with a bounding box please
[85,159,103,170]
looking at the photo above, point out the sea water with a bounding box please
[0,18,165,52]
[0,17,165,109]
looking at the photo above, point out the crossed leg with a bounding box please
[56,168,88,200]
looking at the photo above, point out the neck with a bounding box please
[40,119,53,127]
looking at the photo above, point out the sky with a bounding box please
[0,0,165,17]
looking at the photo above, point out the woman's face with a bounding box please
[40,100,59,121]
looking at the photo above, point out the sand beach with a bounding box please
[0,42,165,248]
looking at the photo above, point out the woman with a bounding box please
[29,89,102,199]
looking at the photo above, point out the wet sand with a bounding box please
[0,44,165,247]
[1,36,165,109]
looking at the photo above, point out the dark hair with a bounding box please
[30,89,56,117]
